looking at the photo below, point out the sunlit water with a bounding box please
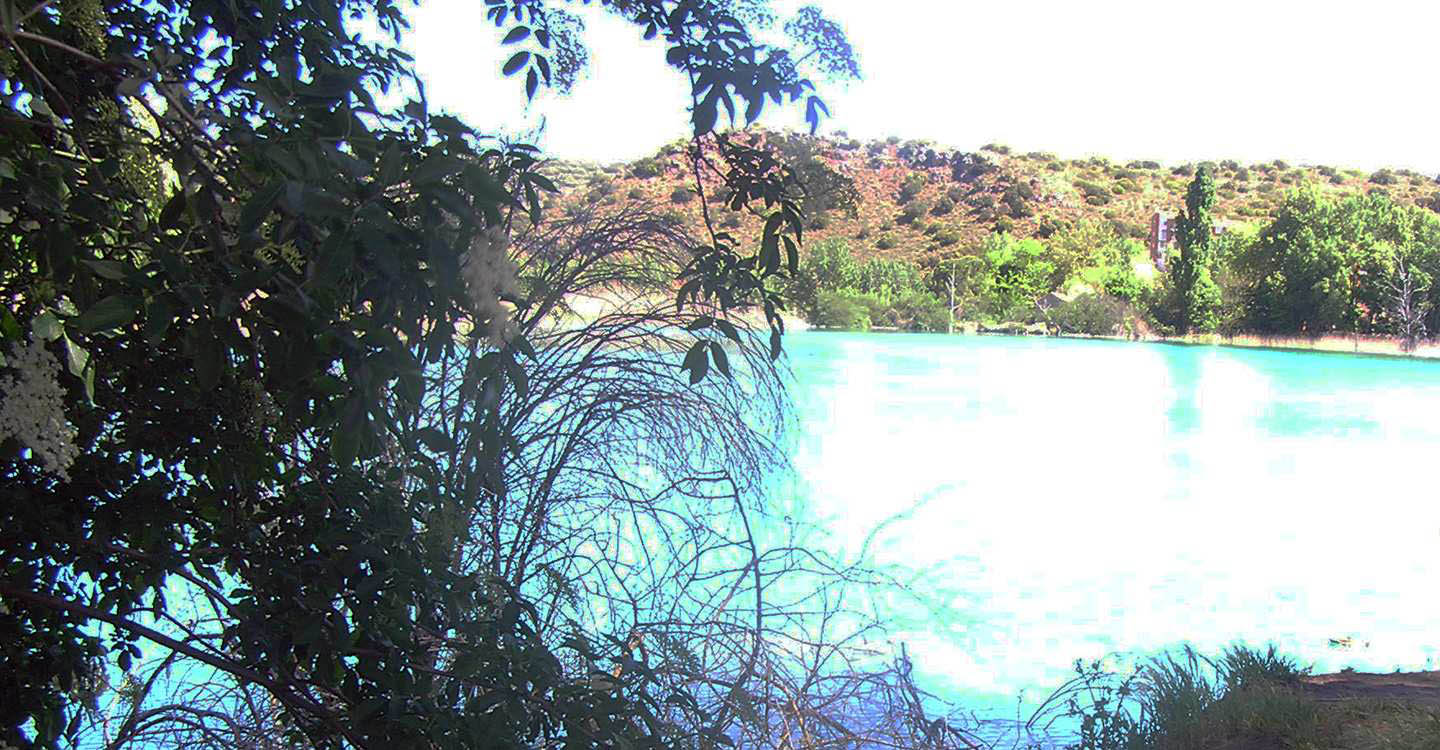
[776,331,1440,739]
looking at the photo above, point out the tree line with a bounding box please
[787,165,1440,348]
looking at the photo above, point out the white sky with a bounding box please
[407,0,1440,174]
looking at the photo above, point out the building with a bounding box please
[1147,211,1246,271]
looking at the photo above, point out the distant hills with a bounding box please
[543,131,1440,267]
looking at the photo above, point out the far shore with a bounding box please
[806,323,1440,361]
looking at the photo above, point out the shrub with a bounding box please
[946,185,967,203]
[806,212,831,230]
[1370,168,1399,185]
[720,213,742,229]
[897,200,929,224]
[1076,179,1110,199]
[885,135,900,145]
[1172,164,1195,176]
[1220,645,1306,693]
[890,291,951,331]
[812,290,871,329]
[897,173,928,203]
[933,228,960,247]
[874,233,898,250]
[670,186,694,203]
[1004,194,1035,217]
[994,216,1014,232]
[981,142,1011,154]
[1048,294,1127,335]
[631,157,664,178]
[931,196,955,215]
[1085,194,1111,206]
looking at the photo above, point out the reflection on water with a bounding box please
[778,331,1440,720]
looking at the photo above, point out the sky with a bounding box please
[406,0,1440,174]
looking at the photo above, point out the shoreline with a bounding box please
[802,325,1440,362]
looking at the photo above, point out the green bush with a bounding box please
[931,196,955,215]
[813,290,871,329]
[631,157,664,178]
[934,228,960,246]
[1220,644,1306,693]
[670,186,694,203]
[875,233,898,250]
[627,187,646,200]
[890,291,951,331]
[897,173,928,203]
[1370,168,1399,185]
[1047,294,1127,335]
[897,200,929,224]
[1085,194,1111,206]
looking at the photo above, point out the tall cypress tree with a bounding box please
[1174,166,1223,333]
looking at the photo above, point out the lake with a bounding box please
[777,331,1440,730]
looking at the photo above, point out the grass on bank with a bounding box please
[1031,645,1440,750]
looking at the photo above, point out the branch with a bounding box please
[0,583,363,748]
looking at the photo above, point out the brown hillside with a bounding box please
[544,133,1440,268]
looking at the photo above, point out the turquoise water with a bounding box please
[779,331,1440,718]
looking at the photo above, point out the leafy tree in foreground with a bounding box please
[0,1,923,748]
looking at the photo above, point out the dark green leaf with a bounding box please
[709,341,731,377]
[32,311,63,341]
[80,259,129,281]
[683,340,709,385]
[502,26,531,44]
[503,51,530,76]
[75,296,139,334]
[62,335,89,377]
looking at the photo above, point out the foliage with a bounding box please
[897,173,928,204]
[1172,166,1223,333]
[0,1,873,748]
[1033,645,1319,750]
[767,131,859,220]
[1047,294,1128,336]
[1229,187,1440,338]
[857,257,922,301]
[785,237,859,316]
[978,233,1056,318]
[812,289,871,329]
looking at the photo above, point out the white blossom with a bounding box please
[461,226,519,346]
[0,335,79,481]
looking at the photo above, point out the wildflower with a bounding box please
[0,335,79,481]
[460,226,520,346]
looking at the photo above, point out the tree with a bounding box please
[785,237,859,317]
[0,1,876,748]
[1383,246,1432,351]
[977,233,1055,319]
[1172,166,1223,333]
[929,255,984,333]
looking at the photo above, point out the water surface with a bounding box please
[779,331,1440,718]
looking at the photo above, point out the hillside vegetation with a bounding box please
[548,132,1440,341]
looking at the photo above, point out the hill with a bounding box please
[543,131,1440,269]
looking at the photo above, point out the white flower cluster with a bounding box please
[461,226,520,346]
[0,336,80,481]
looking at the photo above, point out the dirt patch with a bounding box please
[1301,670,1440,708]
